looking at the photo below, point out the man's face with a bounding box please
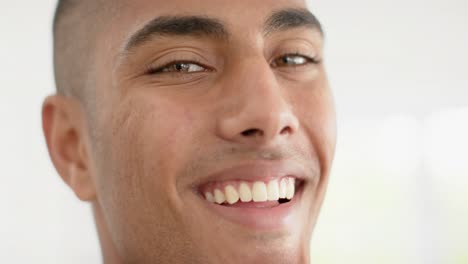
[88,0,336,262]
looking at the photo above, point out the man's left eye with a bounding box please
[272,54,320,68]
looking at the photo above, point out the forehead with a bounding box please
[108,0,310,48]
[120,0,308,20]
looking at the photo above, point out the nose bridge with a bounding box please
[241,61,289,121]
[216,58,299,145]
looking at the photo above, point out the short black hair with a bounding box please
[53,0,74,33]
[53,0,81,97]
[52,0,108,106]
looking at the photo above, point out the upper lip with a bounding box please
[195,160,311,189]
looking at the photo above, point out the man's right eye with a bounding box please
[147,61,210,75]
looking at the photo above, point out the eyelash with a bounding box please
[272,53,321,68]
[145,53,321,75]
[145,59,211,75]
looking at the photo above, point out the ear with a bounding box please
[42,95,96,201]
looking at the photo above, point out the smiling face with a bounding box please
[44,0,336,263]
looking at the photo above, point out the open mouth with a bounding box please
[193,161,309,230]
[197,177,306,230]
[200,177,303,207]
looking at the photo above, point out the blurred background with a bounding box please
[0,0,466,263]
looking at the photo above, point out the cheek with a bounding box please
[297,82,337,171]
[92,96,199,256]
[100,95,197,209]
[313,87,337,152]
[110,97,196,188]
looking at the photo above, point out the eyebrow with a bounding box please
[124,16,228,52]
[264,8,323,36]
[123,8,323,53]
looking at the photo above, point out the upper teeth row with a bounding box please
[204,177,296,205]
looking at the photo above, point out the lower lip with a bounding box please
[201,187,303,231]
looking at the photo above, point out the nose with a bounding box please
[216,60,299,146]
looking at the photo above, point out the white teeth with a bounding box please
[239,182,252,202]
[204,177,296,204]
[286,178,295,199]
[267,179,280,201]
[214,189,225,204]
[252,181,268,202]
[225,185,239,204]
[205,192,215,203]
[279,178,287,199]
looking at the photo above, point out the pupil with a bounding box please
[175,63,188,71]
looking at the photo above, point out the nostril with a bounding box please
[280,126,292,135]
[241,128,263,137]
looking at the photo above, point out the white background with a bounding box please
[1,1,467,263]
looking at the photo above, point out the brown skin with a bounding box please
[42,0,336,263]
